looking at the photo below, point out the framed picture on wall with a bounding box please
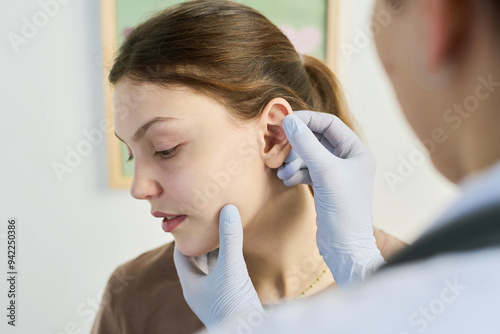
[100,0,342,188]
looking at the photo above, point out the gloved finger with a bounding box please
[294,110,367,159]
[292,109,313,124]
[293,111,324,142]
[295,110,336,153]
[282,169,312,187]
[277,155,306,180]
[278,158,312,186]
[282,115,332,170]
[216,204,245,269]
[283,148,299,164]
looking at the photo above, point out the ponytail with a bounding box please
[302,55,358,134]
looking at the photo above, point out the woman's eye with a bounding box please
[154,145,179,159]
[125,146,179,162]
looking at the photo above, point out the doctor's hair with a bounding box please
[108,0,356,132]
[484,0,500,30]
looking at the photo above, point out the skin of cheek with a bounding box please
[171,122,268,257]
[160,166,222,257]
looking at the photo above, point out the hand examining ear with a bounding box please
[278,110,386,287]
[173,204,264,332]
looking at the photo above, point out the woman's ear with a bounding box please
[258,98,294,169]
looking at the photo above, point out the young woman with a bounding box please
[91,1,407,333]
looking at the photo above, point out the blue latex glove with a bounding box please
[278,110,386,287]
[173,204,264,332]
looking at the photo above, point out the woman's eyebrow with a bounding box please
[114,116,177,144]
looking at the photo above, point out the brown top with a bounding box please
[90,229,406,334]
[90,242,205,334]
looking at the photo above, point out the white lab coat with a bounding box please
[254,159,500,334]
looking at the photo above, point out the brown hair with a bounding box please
[483,0,500,31]
[109,0,356,132]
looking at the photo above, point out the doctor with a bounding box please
[174,0,500,332]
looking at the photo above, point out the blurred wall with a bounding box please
[0,1,458,333]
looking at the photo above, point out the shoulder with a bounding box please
[110,241,178,288]
[373,227,408,260]
[92,241,205,334]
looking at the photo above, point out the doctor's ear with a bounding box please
[424,0,470,72]
[258,98,293,169]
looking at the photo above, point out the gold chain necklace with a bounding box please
[292,264,328,302]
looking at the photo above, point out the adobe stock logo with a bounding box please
[399,277,467,334]
[7,0,72,54]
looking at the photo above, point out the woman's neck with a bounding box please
[241,176,336,304]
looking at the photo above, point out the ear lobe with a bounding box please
[260,98,294,169]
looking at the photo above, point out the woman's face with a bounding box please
[113,79,271,256]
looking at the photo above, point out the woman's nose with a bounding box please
[129,164,162,200]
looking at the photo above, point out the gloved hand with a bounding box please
[278,110,386,287]
[173,204,264,332]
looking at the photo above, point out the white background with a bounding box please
[0,1,457,333]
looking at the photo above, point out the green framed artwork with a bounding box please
[100,0,342,188]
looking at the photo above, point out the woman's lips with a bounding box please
[162,215,187,233]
